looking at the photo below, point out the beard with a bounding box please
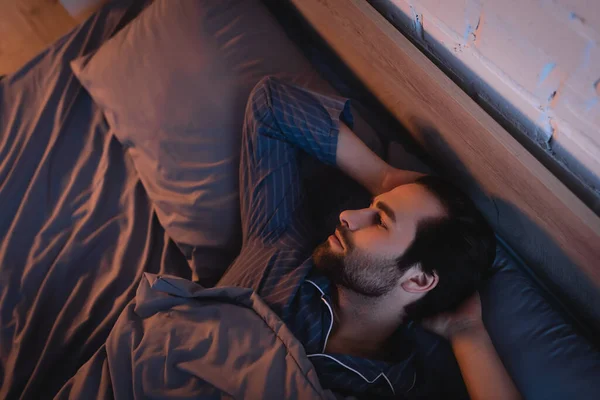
[312,225,402,297]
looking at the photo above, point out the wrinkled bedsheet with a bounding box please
[55,273,331,400]
[0,1,192,398]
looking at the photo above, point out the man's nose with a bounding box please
[339,208,373,231]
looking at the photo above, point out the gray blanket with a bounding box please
[56,274,332,399]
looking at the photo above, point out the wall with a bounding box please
[370,0,600,206]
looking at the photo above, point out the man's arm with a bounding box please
[422,294,521,400]
[245,77,421,199]
[233,76,416,243]
[451,325,521,400]
[336,122,424,195]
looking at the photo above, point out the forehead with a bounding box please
[375,183,446,225]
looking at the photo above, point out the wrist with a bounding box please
[448,320,486,341]
[378,166,426,195]
[376,165,394,195]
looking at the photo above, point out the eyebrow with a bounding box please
[372,198,396,223]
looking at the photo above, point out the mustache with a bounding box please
[335,223,353,249]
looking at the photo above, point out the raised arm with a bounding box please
[336,122,424,195]
[422,294,521,400]
[245,76,421,197]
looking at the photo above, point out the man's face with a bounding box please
[313,183,445,297]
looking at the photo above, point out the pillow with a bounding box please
[481,245,600,399]
[385,141,600,397]
[72,0,383,285]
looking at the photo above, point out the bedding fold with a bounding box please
[55,274,331,400]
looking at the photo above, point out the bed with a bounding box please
[1,0,599,399]
[0,2,193,397]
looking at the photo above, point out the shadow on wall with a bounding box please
[367,0,600,216]
[411,117,600,338]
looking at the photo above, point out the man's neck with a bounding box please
[325,286,406,360]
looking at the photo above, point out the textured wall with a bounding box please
[371,0,600,199]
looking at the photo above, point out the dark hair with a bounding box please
[398,176,496,320]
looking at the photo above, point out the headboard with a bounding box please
[289,0,600,331]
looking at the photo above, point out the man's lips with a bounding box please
[328,234,342,249]
[333,229,345,249]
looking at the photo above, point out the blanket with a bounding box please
[56,274,332,399]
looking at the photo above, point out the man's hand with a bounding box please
[420,292,484,340]
[422,292,522,400]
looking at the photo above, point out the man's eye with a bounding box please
[374,213,386,229]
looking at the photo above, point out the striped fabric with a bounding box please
[217,77,417,398]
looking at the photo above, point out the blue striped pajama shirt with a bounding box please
[217,77,419,398]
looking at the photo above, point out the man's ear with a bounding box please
[401,267,439,293]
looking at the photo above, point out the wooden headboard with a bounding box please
[289,0,600,329]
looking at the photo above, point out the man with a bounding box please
[218,77,520,399]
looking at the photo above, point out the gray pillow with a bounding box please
[481,245,600,399]
[71,0,382,284]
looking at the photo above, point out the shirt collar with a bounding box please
[303,271,418,396]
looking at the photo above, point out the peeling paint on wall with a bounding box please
[537,110,556,146]
[473,13,483,46]
[464,0,484,46]
[410,5,424,41]
[463,15,482,44]
[587,79,600,111]
[371,0,600,198]
[569,12,585,24]
[463,23,473,43]
[538,62,556,85]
